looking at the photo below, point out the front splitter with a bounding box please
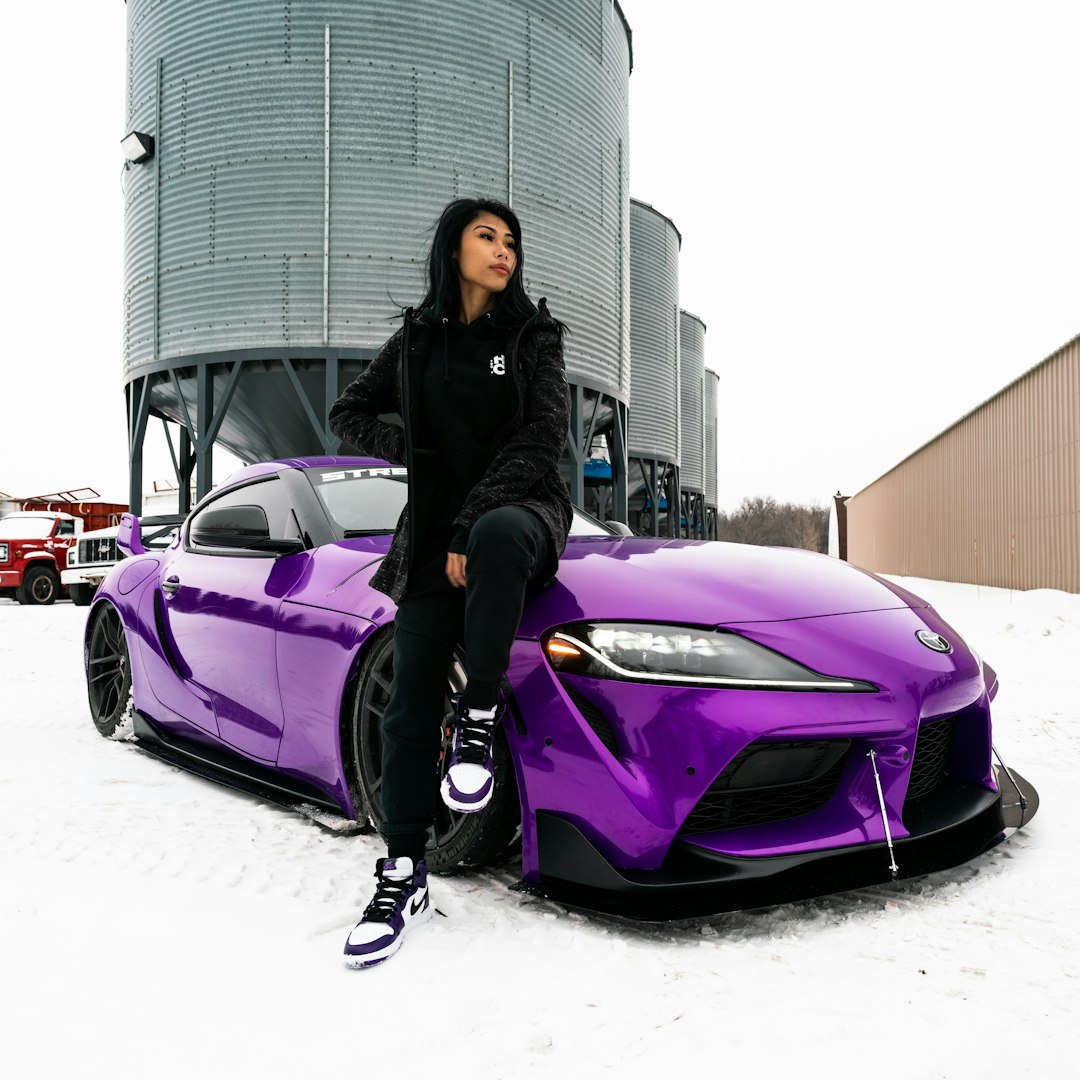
[523,767,1038,921]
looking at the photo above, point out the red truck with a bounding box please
[0,497,128,606]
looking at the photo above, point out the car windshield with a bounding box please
[0,516,55,539]
[567,505,617,536]
[305,465,617,538]
[307,466,409,535]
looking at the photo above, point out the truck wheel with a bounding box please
[18,566,60,606]
[69,582,97,607]
[85,602,136,740]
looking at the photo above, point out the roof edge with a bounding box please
[851,330,1080,499]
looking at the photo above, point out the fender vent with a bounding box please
[153,589,187,678]
[562,684,620,758]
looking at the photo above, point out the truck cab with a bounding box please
[0,511,84,605]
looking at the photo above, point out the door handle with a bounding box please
[161,576,180,596]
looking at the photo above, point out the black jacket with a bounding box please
[328,299,573,602]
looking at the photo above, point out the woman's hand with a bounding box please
[445,552,467,588]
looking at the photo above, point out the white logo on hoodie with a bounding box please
[490,354,506,375]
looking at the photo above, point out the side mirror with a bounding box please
[191,504,302,554]
[604,520,634,537]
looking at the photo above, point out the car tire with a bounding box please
[69,582,97,607]
[85,602,136,740]
[18,565,60,606]
[349,625,521,874]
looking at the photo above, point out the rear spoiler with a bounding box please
[117,513,185,558]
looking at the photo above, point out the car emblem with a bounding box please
[916,629,951,653]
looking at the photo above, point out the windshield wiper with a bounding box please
[343,529,391,537]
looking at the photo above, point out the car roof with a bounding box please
[220,455,389,486]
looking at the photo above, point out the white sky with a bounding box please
[2,2,1077,509]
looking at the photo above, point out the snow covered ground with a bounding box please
[1,577,1077,1079]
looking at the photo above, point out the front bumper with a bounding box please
[524,764,1038,920]
[61,567,110,586]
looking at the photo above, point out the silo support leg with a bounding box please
[566,384,586,509]
[610,401,628,523]
[179,427,193,516]
[283,358,336,454]
[195,365,214,502]
[127,375,152,516]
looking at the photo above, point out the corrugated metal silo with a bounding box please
[122,0,632,507]
[678,309,707,537]
[628,200,680,463]
[704,367,719,536]
[626,198,680,534]
[678,310,706,491]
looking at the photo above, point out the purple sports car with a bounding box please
[84,456,1038,918]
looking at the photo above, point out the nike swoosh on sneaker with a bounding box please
[409,893,427,917]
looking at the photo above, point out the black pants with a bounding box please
[380,505,553,861]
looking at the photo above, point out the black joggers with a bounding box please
[379,505,554,861]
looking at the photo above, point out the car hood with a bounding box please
[516,537,926,637]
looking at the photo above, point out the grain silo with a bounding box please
[678,309,707,538]
[626,198,681,536]
[121,0,632,511]
[704,367,719,538]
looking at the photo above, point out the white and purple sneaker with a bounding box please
[440,700,501,813]
[343,857,432,968]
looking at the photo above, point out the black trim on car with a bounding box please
[523,766,1038,920]
[132,709,346,815]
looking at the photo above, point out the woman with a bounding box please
[328,198,572,968]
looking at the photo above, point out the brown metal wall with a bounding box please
[847,335,1080,593]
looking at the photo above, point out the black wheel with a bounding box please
[350,625,521,874]
[69,582,97,607]
[85,602,135,739]
[18,565,60,606]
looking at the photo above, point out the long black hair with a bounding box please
[414,197,539,325]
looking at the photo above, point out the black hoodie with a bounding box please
[415,308,517,555]
[328,298,572,603]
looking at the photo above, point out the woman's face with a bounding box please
[455,212,518,299]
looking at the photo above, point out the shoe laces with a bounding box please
[450,709,495,766]
[362,865,414,923]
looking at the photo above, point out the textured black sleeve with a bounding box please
[328,328,407,466]
[452,324,570,530]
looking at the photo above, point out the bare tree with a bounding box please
[715,496,829,553]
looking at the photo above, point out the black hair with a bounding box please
[414,197,539,326]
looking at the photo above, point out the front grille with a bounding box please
[680,740,851,835]
[563,683,620,757]
[78,537,118,565]
[905,717,956,801]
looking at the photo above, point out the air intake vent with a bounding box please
[680,740,851,835]
[905,717,956,802]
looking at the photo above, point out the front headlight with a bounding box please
[544,622,877,692]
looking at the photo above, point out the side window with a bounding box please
[57,519,75,537]
[187,476,302,553]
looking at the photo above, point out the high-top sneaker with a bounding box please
[440,699,502,813]
[343,856,432,968]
